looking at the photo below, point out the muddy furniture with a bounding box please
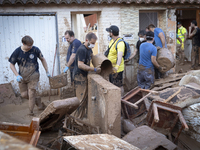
[147,101,189,142]
[0,117,40,146]
[62,134,140,150]
[121,87,153,120]
[39,97,80,131]
[123,125,177,150]
[0,131,39,150]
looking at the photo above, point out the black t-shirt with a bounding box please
[73,44,93,77]
[136,40,146,63]
[8,46,43,78]
[192,27,200,47]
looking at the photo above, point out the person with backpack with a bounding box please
[189,20,200,70]
[137,31,166,89]
[177,22,187,65]
[105,25,125,95]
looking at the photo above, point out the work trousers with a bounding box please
[191,46,200,68]
[73,74,88,119]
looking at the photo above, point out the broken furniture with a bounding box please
[39,97,80,131]
[121,87,153,122]
[63,134,140,150]
[0,131,39,150]
[149,86,200,108]
[0,117,40,146]
[122,125,177,150]
[63,115,100,135]
[151,73,186,91]
[147,101,189,142]
[88,74,121,138]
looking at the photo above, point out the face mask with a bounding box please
[88,42,95,49]
[108,35,112,41]
[139,38,145,42]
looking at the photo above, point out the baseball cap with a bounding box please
[106,25,119,35]
[177,21,182,25]
[146,31,154,39]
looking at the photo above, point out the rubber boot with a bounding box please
[180,52,185,65]
[35,96,46,110]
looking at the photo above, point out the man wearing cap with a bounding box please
[106,25,125,95]
[137,31,166,89]
[177,22,187,65]
[63,30,81,83]
[73,32,101,118]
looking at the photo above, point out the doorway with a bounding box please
[71,13,99,55]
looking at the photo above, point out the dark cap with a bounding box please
[146,31,154,40]
[106,25,119,36]
[177,21,182,25]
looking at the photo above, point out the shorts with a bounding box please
[109,71,123,87]
[137,65,154,89]
[19,72,39,93]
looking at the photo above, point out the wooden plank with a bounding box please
[164,88,182,103]
[152,82,178,91]
[172,132,200,150]
[0,131,39,150]
[63,134,140,150]
[154,73,185,86]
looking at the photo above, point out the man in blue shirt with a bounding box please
[137,31,166,89]
[63,30,81,82]
[148,24,167,48]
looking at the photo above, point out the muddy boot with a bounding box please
[28,110,34,116]
[35,96,46,110]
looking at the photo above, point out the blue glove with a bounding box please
[63,66,69,73]
[46,72,51,78]
[16,75,23,82]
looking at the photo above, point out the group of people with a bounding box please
[8,20,200,116]
[176,20,200,70]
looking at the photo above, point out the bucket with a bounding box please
[49,73,68,89]
[157,48,175,73]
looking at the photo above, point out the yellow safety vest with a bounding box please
[177,26,187,44]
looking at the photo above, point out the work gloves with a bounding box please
[63,66,69,73]
[94,67,101,74]
[159,66,167,72]
[113,65,119,73]
[181,43,184,50]
[16,75,23,82]
[46,71,51,78]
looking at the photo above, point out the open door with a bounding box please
[71,13,99,55]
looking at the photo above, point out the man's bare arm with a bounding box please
[158,32,166,48]
[78,61,95,72]
[10,63,19,76]
[39,57,49,72]
[66,53,76,67]
[151,56,160,69]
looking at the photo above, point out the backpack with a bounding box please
[115,38,131,61]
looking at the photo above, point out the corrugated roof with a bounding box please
[0,0,200,5]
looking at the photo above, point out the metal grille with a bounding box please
[139,12,158,31]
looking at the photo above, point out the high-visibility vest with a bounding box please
[177,26,187,44]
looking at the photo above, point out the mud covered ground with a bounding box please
[0,95,59,124]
